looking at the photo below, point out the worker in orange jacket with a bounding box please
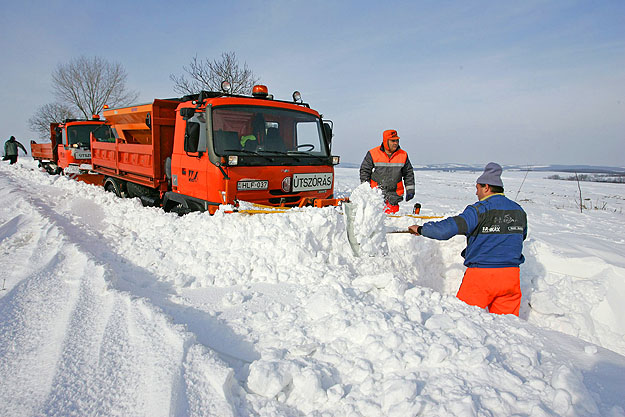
[359,129,415,213]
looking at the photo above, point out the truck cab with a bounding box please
[31,117,108,184]
[93,85,340,214]
[168,87,338,212]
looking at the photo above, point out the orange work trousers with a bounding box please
[384,201,399,214]
[456,267,521,316]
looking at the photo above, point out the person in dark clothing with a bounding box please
[3,136,27,165]
[408,162,527,316]
[360,129,415,213]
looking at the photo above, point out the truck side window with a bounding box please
[55,127,62,146]
[184,121,200,153]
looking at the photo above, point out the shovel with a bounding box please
[344,203,423,256]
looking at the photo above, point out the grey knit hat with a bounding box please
[476,162,504,187]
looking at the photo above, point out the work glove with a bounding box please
[405,192,415,202]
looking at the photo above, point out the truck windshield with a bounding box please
[212,106,329,157]
[67,124,109,148]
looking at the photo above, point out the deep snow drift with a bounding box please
[1,159,624,417]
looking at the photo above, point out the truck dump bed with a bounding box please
[91,99,179,191]
[30,142,54,161]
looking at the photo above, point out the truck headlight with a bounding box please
[332,156,340,165]
[281,176,291,192]
[228,155,238,166]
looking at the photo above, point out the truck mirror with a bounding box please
[197,122,207,153]
[180,108,195,120]
[323,122,333,147]
[184,122,200,153]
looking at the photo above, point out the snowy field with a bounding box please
[1,158,625,417]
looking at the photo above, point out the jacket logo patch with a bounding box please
[482,225,501,233]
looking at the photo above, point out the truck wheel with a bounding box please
[163,194,191,216]
[104,177,127,198]
[44,164,60,175]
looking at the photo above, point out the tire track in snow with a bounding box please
[1,165,245,416]
[0,247,83,417]
[1,173,89,416]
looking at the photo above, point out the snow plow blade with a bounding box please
[231,198,350,215]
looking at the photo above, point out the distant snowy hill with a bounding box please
[339,161,625,174]
[1,159,624,416]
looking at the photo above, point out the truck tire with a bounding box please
[104,177,127,198]
[44,164,61,175]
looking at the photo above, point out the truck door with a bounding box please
[174,114,210,201]
[56,126,71,168]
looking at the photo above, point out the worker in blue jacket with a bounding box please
[409,162,527,316]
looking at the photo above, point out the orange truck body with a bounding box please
[30,118,108,185]
[91,88,340,214]
[90,99,177,192]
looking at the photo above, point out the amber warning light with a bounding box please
[252,85,269,98]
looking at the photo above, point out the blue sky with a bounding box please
[1,0,623,166]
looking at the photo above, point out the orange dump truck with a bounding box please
[91,85,341,214]
[30,117,108,184]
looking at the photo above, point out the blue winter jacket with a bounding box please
[421,194,527,268]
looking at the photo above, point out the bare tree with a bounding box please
[170,52,260,95]
[27,102,77,139]
[51,56,139,118]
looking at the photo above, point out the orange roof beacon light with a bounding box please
[292,91,302,103]
[103,105,109,109]
[252,85,269,98]
[221,80,232,93]
[92,114,100,120]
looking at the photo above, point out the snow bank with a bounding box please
[344,182,388,256]
[1,160,625,416]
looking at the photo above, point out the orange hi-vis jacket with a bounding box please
[359,144,415,205]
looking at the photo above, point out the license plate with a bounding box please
[237,180,269,191]
[292,173,333,192]
[73,150,91,160]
